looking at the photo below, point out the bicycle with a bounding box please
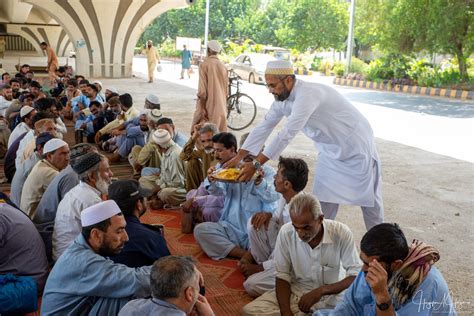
[227,69,257,131]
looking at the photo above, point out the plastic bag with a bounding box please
[156,64,163,72]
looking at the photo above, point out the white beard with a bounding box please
[95,177,110,195]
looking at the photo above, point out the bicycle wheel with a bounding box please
[227,93,257,131]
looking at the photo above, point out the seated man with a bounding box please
[180,122,218,191]
[128,108,162,175]
[74,100,101,143]
[95,93,139,140]
[108,179,170,267]
[242,192,362,315]
[314,223,456,316]
[132,116,189,178]
[119,256,214,316]
[34,143,98,261]
[53,152,112,261]
[0,194,49,300]
[105,111,151,162]
[20,138,69,218]
[7,105,36,148]
[182,131,234,226]
[241,156,309,297]
[142,129,187,208]
[41,201,151,315]
[194,132,280,261]
[71,82,104,116]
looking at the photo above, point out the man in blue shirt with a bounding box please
[194,132,280,261]
[314,223,456,316]
[108,179,170,267]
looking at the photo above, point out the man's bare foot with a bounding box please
[181,199,194,213]
[238,251,255,266]
[148,197,164,210]
[240,263,264,278]
[108,152,122,163]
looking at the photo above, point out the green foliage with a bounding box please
[311,57,323,71]
[349,57,368,74]
[159,38,180,58]
[333,62,345,77]
[318,60,333,75]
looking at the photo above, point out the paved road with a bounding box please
[133,57,474,162]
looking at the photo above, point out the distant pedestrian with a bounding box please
[40,42,58,88]
[180,45,192,79]
[145,40,160,83]
[191,40,229,133]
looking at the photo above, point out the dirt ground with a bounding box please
[103,77,474,313]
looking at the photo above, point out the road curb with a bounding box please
[294,69,313,76]
[333,77,473,100]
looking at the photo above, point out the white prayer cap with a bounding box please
[265,60,294,76]
[93,80,103,88]
[145,94,160,105]
[152,129,174,148]
[43,138,68,154]
[106,87,118,94]
[147,109,162,123]
[138,109,150,117]
[20,105,35,118]
[207,40,222,53]
[81,200,122,227]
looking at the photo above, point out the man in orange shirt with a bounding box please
[40,42,59,88]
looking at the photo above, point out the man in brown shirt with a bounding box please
[191,40,229,133]
[40,42,59,88]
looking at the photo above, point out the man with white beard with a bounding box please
[52,152,113,261]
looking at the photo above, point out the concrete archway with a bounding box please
[24,0,192,78]
[6,23,73,57]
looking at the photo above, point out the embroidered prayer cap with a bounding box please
[70,143,95,160]
[43,138,68,154]
[35,132,54,148]
[71,152,102,175]
[145,94,160,105]
[147,109,162,123]
[207,40,222,53]
[92,81,103,88]
[151,129,174,148]
[34,118,55,130]
[265,60,294,76]
[20,106,35,118]
[81,200,122,227]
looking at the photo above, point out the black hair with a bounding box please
[79,79,90,85]
[34,98,53,112]
[40,42,48,46]
[89,100,101,108]
[212,132,237,151]
[9,78,20,85]
[31,111,55,126]
[29,81,42,89]
[67,79,78,88]
[361,223,409,264]
[118,93,133,108]
[278,157,309,192]
[106,92,119,102]
[156,117,173,126]
[15,73,26,79]
[58,66,66,73]
[87,83,99,93]
[2,73,10,80]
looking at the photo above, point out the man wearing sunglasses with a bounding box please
[225,60,383,231]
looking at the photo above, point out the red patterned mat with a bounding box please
[141,209,253,315]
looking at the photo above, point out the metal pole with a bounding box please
[204,0,210,52]
[345,0,356,75]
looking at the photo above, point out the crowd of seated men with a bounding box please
[0,67,457,315]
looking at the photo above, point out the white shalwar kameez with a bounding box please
[242,80,383,229]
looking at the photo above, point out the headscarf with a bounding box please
[388,239,440,309]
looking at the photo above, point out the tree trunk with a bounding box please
[456,45,469,82]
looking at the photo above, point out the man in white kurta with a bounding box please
[52,153,112,261]
[242,193,361,316]
[241,157,309,297]
[228,60,383,230]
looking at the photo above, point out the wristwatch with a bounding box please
[376,300,391,311]
[252,160,261,170]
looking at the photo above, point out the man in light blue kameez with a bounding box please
[41,200,151,316]
[314,223,456,316]
[194,133,280,261]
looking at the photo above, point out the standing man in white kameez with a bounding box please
[225,60,383,230]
